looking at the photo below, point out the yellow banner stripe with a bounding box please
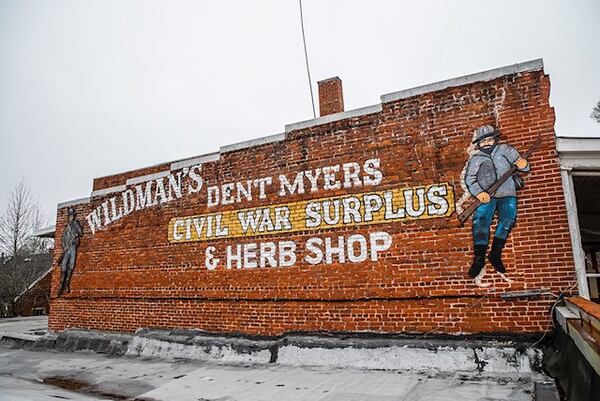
[168,183,454,243]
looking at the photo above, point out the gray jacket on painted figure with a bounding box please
[61,220,83,250]
[465,144,529,198]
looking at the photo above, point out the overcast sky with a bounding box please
[1,0,599,225]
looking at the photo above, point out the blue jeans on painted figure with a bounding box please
[472,196,517,246]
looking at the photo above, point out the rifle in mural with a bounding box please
[457,135,543,225]
[57,207,83,295]
[56,235,76,265]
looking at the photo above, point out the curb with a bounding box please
[9,328,548,375]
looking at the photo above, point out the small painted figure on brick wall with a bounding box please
[58,207,83,295]
[464,125,529,287]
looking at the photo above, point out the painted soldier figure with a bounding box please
[59,207,83,295]
[464,125,529,286]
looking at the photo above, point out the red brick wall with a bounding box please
[93,162,171,191]
[318,77,344,116]
[49,67,577,336]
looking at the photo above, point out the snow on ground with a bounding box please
[0,376,111,401]
[0,315,48,341]
[0,347,537,401]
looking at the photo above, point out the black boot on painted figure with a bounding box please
[468,245,487,279]
[488,237,514,284]
[488,237,507,273]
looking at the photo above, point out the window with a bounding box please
[32,307,46,316]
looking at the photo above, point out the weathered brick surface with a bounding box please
[49,68,577,336]
[318,77,344,116]
[93,162,171,191]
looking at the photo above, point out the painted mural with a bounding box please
[57,207,83,295]
[157,127,540,282]
[459,125,540,287]
[76,126,543,286]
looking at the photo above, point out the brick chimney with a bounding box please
[318,77,344,116]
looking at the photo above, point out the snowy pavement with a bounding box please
[0,376,106,401]
[0,316,551,400]
[0,315,48,341]
[0,347,542,401]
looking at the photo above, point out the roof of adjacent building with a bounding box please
[0,252,53,302]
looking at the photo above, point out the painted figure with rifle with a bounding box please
[58,207,83,295]
[461,125,538,287]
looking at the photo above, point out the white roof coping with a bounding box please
[381,59,544,103]
[170,152,220,170]
[220,133,286,154]
[61,152,220,209]
[125,170,171,186]
[58,197,90,210]
[557,136,600,170]
[94,149,221,182]
[90,184,127,198]
[285,104,382,132]
[32,226,56,238]
[93,158,174,180]
[284,60,542,133]
[556,136,600,153]
[58,59,548,211]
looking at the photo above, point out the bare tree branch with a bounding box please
[0,179,50,257]
[0,180,53,317]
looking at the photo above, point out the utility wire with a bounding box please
[299,0,316,118]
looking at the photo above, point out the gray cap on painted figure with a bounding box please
[472,125,500,144]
